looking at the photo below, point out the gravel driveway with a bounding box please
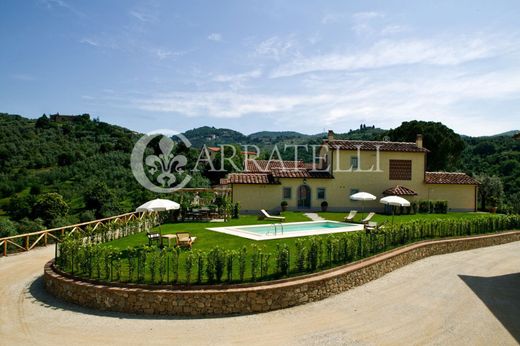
[1,241,519,345]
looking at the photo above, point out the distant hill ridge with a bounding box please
[0,113,519,230]
[181,124,387,148]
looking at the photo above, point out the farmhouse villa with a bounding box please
[221,131,478,213]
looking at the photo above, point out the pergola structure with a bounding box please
[382,185,418,196]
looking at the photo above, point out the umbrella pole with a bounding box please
[158,212,163,247]
[159,211,163,236]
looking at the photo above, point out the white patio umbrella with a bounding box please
[136,199,180,236]
[350,192,377,218]
[380,195,410,225]
[136,198,180,212]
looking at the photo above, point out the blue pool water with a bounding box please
[237,221,353,235]
[208,220,363,240]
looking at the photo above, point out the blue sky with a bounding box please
[1,0,519,136]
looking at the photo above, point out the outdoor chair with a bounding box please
[176,232,195,249]
[258,209,286,222]
[365,221,387,234]
[360,212,375,224]
[344,210,358,222]
[146,231,161,246]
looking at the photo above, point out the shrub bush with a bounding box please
[232,203,240,219]
[56,214,520,286]
[418,200,448,214]
[276,244,290,277]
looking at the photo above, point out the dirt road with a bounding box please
[1,242,519,345]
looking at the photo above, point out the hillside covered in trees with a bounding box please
[0,113,209,236]
[0,114,518,237]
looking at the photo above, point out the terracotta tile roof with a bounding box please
[327,139,429,153]
[425,172,479,185]
[383,185,418,196]
[244,159,306,172]
[271,169,309,178]
[207,147,221,152]
[223,173,274,184]
[221,159,333,184]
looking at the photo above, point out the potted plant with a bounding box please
[321,201,328,212]
[489,196,498,214]
[280,200,288,212]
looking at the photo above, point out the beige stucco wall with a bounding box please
[232,148,476,213]
[232,179,334,213]
[232,184,281,213]
[320,149,426,212]
[417,184,477,211]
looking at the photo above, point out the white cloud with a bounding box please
[208,33,222,42]
[80,38,99,47]
[40,0,85,17]
[322,11,383,26]
[79,37,121,50]
[213,69,262,83]
[350,11,387,36]
[129,10,157,23]
[270,36,506,78]
[351,23,373,36]
[352,11,384,20]
[99,25,519,136]
[321,13,344,24]
[307,69,520,134]
[151,48,190,60]
[133,91,333,118]
[155,49,173,60]
[122,64,520,136]
[380,25,408,35]
[308,33,321,45]
[255,36,298,60]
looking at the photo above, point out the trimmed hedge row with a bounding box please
[55,214,520,286]
[393,200,448,215]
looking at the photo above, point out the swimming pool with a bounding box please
[207,220,364,240]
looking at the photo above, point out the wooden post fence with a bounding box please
[0,211,149,257]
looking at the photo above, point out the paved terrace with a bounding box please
[0,242,519,345]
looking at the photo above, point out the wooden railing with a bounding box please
[0,211,149,257]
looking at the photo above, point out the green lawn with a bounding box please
[105,211,313,253]
[105,211,491,253]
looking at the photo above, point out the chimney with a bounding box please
[416,134,423,148]
[327,130,334,141]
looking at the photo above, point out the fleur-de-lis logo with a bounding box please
[131,130,192,193]
[145,136,187,187]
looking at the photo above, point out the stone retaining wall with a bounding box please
[44,231,520,316]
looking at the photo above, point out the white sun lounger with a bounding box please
[259,209,286,221]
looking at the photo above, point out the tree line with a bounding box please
[0,114,518,238]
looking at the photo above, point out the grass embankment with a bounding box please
[105,212,311,253]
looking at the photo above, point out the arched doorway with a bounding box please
[297,185,311,209]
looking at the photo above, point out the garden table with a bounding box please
[161,234,177,246]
